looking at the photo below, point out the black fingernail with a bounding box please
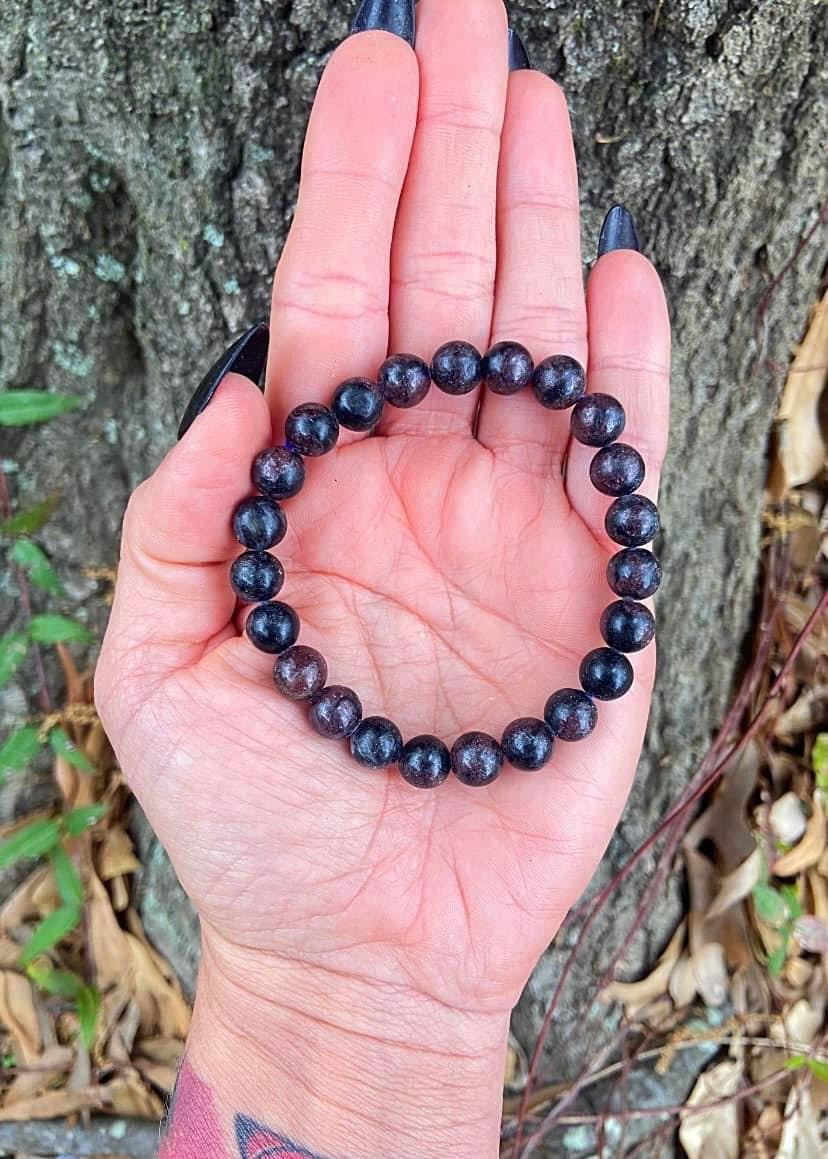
[597,205,641,258]
[351,0,415,46]
[508,29,531,71]
[177,321,269,440]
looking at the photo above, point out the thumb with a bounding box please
[101,366,273,678]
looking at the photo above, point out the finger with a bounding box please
[103,374,272,670]
[265,32,419,439]
[477,70,586,473]
[383,0,509,437]
[565,249,671,547]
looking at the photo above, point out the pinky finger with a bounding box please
[565,244,671,549]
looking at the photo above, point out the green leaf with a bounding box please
[49,844,84,908]
[0,390,83,427]
[76,984,100,1049]
[0,631,29,690]
[49,727,94,774]
[0,725,42,777]
[806,1057,828,1083]
[26,964,84,998]
[10,540,63,594]
[752,882,788,926]
[1,1054,15,1069]
[813,733,828,792]
[29,615,92,645]
[19,904,81,965]
[0,493,60,537]
[0,818,61,868]
[767,935,789,977]
[780,883,803,921]
[61,803,106,836]
[785,1054,807,1071]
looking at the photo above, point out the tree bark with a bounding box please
[1,0,825,1144]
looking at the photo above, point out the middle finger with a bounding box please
[382,0,509,438]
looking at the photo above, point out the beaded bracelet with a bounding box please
[228,340,662,790]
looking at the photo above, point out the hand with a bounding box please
[96,2,669,1155]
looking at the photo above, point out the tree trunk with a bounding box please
[1,0,825,1145]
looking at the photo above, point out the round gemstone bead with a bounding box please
[378,354,431,408]
[544,689,598,741]
[571,393,626,446]
[450,731,503,787]
[580,647,634,700]
[431,341,483,396]
[230,552,284,603]
[605,495,661,547]
[589,444,645,496]
[252,445,305,500]
[285,403,339,456]
[600,599,656,653]
[482,341,534,395]
[309,686,363,740]
[607,548,662,599]
[332,378,384,432]
[532,355,586,410]
[501,718,555,771]
[245,601,299,654]
[273,645,328,701]
[350,716,403,768]
[398,735,451,789]
[232,496,287,551]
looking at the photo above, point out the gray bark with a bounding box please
[1,0,826,1152]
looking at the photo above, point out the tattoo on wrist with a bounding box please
[161,1061,327,1159]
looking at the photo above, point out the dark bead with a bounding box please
[378,353,431,408]
[431,341,483,396]
[230,552,284,603]
[245,601,299,654]
[482,341,534,395]
[607,548,663,599]
[273,645,328,701]
[580,647,634,700]
[252,445,306,499]
[332,378,384,432]
[571,393,626,446]
[285,402,339,456]
[600,599,656,653]
[309,685,363,740]
[398,735,451,789]
[532,355,586,410]
[232,496,287,551]
[544,689,598,742]
[350,716,403,768]
[450,731,503,787]
[501,718,555,771]
[605,494,661,547]
[589,443,645,496]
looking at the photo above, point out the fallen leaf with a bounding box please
[773,291,828,493]
[103,1069,165,1118]
[0,971,41,1064]
[668,952,698,1008]
[600,921,685,1015]
[678,1059,742,1159]
[0,865,52,929]
[96,828,140,881]
[2,1044,73,1105]
[0,1085,105,1120]
[774,798,826,876]
[133,1056,178,1093]
[685,742,760,871]
[134,1036,185,1067]
[794,915,828,953]
[776,1083,822,1158]
[707,847,762,919]
[769,793,808,846]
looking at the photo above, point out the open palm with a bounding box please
[96,0,669,1023]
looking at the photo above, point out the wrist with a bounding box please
[185,931,509,1159]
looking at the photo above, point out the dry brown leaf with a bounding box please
[781,956,812,990]
[600,921,685,1015]
[668,952,698,1008]
[707,847,762,919]
[96,828,140,881]
[772,291,828,493]
[133,1056,179,1093]
[110,875,130,912]
[691,941,729,1008]
[103,1069,165,1118]
[774,797,826,876]
[66,1037,91,1091]
[678,1059,742,1159]
[0,1085,107,1121]
[2,1045,73,1105]
[107,998,142,1066]
[776,1083,823,1159]
[134,1036,185,1067]
[774,685,828,739]
[0,866,52,930]
[125,935,190,1039]
[0,972,41,1064]
[0,937,22,969]
[87,873,132,988]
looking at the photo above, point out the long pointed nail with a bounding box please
[351,0,415,46]
[508,28,531,71]
[597,205,641,258]
[178,321,269,440]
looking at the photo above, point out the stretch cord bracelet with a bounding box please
[227,340,662,790]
